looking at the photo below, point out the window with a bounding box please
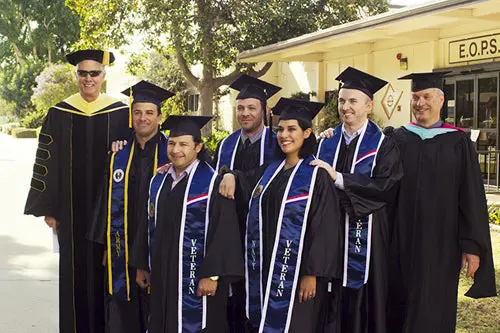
[187,94,199,113]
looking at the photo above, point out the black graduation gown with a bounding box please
[245,165,343,333]
[88,135,163,333]
[386,127,497,333]
[24,94,131,333]
[131,172,244,333]
[326,135,402,333]
[212,134,280,333]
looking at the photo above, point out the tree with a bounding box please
[127,50,192,120]
[0,58,44,118]
[67,0,388,133]
[31,63,79,112]
[0,0,80,66]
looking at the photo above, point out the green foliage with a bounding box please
[488,204,500,225]
[203,129,229,156]
[31,63,79,112]
[290,91,317,101]
[67,0,388,117]
[21,109,46,129]
[0,0,80,66]
[11,127,38,138]
[128,50,190,119]
[0,58,45,118]
[0,98,16,118]
[317,90,340,132]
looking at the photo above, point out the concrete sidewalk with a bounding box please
[0,133,58,332]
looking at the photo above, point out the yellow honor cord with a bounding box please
[153,144,159,176]
[128,87,133,128]
[102,51,110,66]
[123,143,135,301]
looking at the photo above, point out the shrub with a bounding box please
[11,127,38,138]
[203,129,229,157]
[22,110,46,129]
[488,204,500,225]
[0,122,21,135]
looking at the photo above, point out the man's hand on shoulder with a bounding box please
[111,140,128,153]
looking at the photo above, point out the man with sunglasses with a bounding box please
[25,49,131,333]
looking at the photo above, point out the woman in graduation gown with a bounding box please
[130,115,244,333]
[225,98,343,333]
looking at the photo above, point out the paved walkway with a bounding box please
[0,133,58,332]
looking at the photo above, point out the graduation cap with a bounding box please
[121,81,175,128]
[272,98,324,127]
[161,115,212,141]
[230,74,281,102]
[398,71,451,92]
[66,49,115,66]
[335,67,388,100]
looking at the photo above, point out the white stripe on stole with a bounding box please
[245,160,286,319]
[284,166,318,333]
[177,160,201,333]
[201,171,217,330]
[259,127,267,165]
[342,124,384,287]
[230,132,242,170]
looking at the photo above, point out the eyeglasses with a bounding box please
[77,70,103,78]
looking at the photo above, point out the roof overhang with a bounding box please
[238,0,500,63]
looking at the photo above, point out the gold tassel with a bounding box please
[129,87,133,128]
[102,51,110,66]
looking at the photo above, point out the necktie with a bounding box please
[244,138,251,150]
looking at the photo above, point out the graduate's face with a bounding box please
[411,88,444,127]
[77,60,105,101]
[236,98,265,134]
[167,135,203,171]
[132,102,161,139]
[338,88,373,128]
[277,119,312,156]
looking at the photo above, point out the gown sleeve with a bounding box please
[340,136,403,219]
[458,135,496,298]
[301,169,343,279]
[24,109,61,219]
[198,176,245,281]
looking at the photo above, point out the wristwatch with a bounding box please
[209,276,219,281]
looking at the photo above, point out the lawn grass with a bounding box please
[456,229,500,332]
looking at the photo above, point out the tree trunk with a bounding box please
[198,83,215,137]
[47,42,52,63]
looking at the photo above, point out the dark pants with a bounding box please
[227,280,247,333]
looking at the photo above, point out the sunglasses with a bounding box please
[77,70,103,78]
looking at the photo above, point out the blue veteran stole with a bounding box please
[246,156,318,332]
[148,160,217,333]
[215,127,276,172]
[106,132,168,301]
[317,120,384,289]
[107,132,168,300]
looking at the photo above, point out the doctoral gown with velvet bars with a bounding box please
[88,134,165,333]
[325,134,402,333]
[243,164,343,333]
[386,127,496,333]
[24,93,131,333]
[130,174,244,333]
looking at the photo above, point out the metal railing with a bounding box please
[477,149,500,193]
